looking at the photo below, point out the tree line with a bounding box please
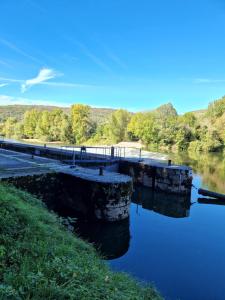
[1,96,225,152]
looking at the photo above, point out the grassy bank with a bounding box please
[0,184,161,300]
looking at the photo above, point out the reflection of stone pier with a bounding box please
[74,219,130,260]
[133,186,191,218]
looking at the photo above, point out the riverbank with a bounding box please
[0,183,161,299]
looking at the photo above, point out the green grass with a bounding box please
[0,184,162,300]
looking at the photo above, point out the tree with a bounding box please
[60,115,73,143]
[71,104,92,144]
[155,103,178,120]
[23,109,40,138]
[36,111,51,141]
[106,109,131,143]
[207,96,225,121]
[2,117,17,138]
[141,116,160,146]
[127,112,146,140]
[14,122,25,139]
[49,109,66,141]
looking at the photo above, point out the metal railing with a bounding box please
[61,145,126,161]
[0,136,170,165]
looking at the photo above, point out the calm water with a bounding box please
[74,152,225,300]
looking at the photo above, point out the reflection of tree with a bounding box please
[172,152,225,193]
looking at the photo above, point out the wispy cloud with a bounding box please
[0,59,12,68]
[194,78,225,84]
[0,94,70,107]
[21,68,60,93]
[0,38,43,65]
[40,81,98,88]
[0,77,22,83]
[66,37,112,73]
[0,73,100,91]
[0,83,8,88]
[101,43,127,69]
[106,51,127,69]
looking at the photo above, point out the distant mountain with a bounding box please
[0,105,115,124]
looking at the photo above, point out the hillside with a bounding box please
[190,109,207,118]
[0,105,115,124]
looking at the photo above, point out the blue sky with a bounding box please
[0,0,225,113]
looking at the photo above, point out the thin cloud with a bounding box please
[0,77,22,83]
[194,78,225,84]
[0,59,12,68]
[0,83,8,88]
[66,37,112,73]
[106,51,127,69]
[101,43,127,69]
[0,94,70,107]
[0,75,100,90]
[21,68,61,93]
[0,38,43,65]
[41,81,99,88]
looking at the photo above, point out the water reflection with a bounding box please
[72,188,192,261]
[172,151,225,194]
[74,219,130,260]
[133,186,191,218]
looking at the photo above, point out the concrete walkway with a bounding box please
[0,149,131,184]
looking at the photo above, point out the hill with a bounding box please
[189,109,207,118]
[0,105,115,124]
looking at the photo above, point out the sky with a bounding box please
[1,0,225,113]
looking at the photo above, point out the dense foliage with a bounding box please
[0,105,114,124]
[0,183,161,299]
[2,96,225,152]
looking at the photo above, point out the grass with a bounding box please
[0,183,162,300]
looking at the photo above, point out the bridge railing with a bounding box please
[61,145,126,161]
[0,136,169,164]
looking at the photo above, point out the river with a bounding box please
[74,151,225,300]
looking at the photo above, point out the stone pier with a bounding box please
[0,149,133,222]
[119,159,192,195]
[0,140,193,196]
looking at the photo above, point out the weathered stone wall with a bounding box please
[119,160,192,195]
[3,171,133,222]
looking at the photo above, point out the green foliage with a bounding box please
[2,117,17,138]
[0,184,161,300]
[105,109,131,143]
[207,96,225,120]
[155,103,178,119]
[3,97,225,153]
[60,114,73,143]
[49,109,68,141]
[23,109,40,138]
[71,104,94,144]
[128,113,148,140]
[35,110,52,140]
[0,105,114,124]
